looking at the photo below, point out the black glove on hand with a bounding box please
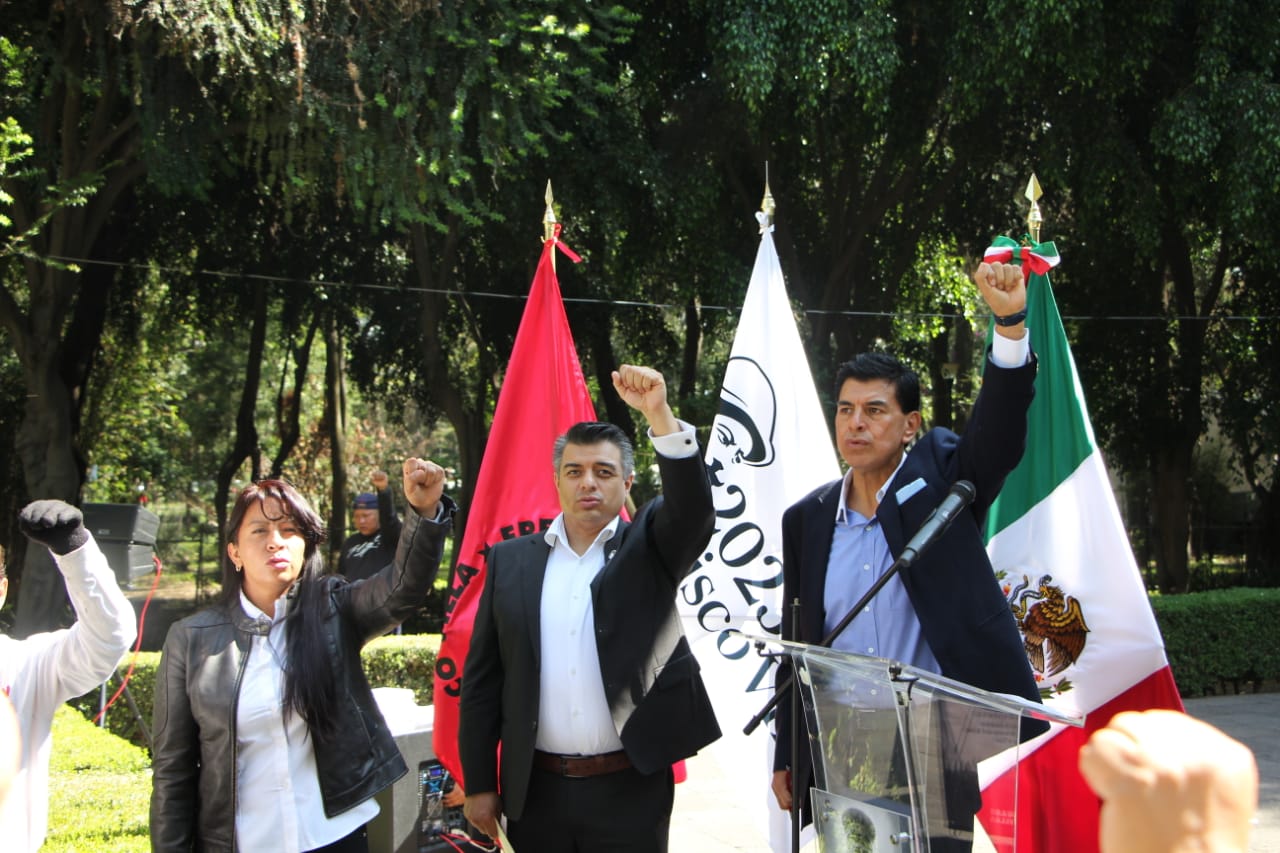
[19,500,90,556]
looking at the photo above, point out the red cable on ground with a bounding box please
[437,832,500,852]
[94,553,163,725]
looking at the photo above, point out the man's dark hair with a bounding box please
[834,352,922,415]
[553,421,636,477]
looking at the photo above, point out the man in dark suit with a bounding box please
[459,363,720,853]
[770,261,1045,850]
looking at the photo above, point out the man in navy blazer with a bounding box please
[460,364,719,853]
[770,261,1045,850]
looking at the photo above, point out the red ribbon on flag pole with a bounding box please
[548,221,582,263]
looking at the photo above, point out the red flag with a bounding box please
[431,228,594,787]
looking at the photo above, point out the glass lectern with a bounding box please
[772,639,1083,853]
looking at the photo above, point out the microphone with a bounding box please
[742,480,979,736]
[898,480,976,566]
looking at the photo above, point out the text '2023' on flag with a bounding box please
[431,217,595,788]
[677,191,838,851]
[975,233,1183,853]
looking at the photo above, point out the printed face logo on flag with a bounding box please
[690,356,787,644]
[708,357,778,480]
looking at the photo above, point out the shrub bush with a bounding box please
[75,587,1280,748]
[1150,587,1280,696]
[44,705,151,852]
[71,633,441,748]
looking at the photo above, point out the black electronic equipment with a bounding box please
[417,759,481,852]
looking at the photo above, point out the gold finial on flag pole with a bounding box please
[543,180,558,271]
[760,163,776,230]
[543,180,557,243]
[761,182,776,227]
[1025,174,1043,242]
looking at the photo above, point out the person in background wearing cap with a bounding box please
[337,470,403,583]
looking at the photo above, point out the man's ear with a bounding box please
[903,411,923,444]
[624,473,635,492]
[0,577,8,609]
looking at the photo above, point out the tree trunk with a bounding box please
[10,337,83,637]
[409,221,481,569]
[269,312,319,478]
[325,313,348,572]
[214,286,268,556]
[953,314,976,434]
[1246,486,1280,587]
[1146,220,1217,593]
[1151,446,1193,593]
[678,295,701,402]
[0,12,143,633]
[929,315,955,431]
[591,321,631,441]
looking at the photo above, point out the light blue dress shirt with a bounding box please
[824,469,942,674]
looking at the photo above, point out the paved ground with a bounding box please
[670,691,1280,852]
[1183,693,1280,853]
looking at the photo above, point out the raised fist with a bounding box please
[20,500,90,555]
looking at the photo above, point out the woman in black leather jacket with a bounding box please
[150,459,454,853]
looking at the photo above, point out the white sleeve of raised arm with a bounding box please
[990,328,1032,368]
[48,537,138,700]
[648,419,699,460]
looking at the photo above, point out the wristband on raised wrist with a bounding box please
[993,308,1028,327]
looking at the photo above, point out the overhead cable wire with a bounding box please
[45,255,1280,323]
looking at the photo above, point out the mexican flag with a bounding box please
[975,236,1184,852]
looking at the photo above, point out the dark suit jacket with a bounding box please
[773,350,1046,811]
[458,450,721,821]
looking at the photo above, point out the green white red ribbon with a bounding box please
[983,234,1060,279]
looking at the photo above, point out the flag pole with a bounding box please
[758,172,803,853]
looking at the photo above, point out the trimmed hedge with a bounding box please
[45,705,151,852]
[72,588,1280,746]
[72,632,441,749]
[1150,587,1280,697]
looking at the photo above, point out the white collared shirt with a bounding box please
[535,515,626,755]
[235,592,377,852]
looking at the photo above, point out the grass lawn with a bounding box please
[45,705,151,852]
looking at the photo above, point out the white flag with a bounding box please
[678,210,840,851]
